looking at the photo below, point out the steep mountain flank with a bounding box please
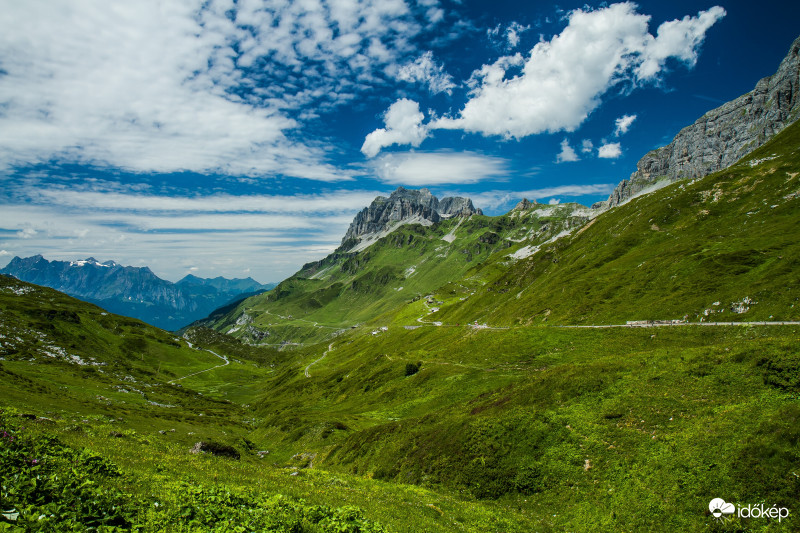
[598,34,800,208]
[201,193,589,345]
[437,119,800,326]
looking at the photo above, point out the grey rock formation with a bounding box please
[342,187,482,243]
[438,196,482,216]
[597,34,800,209]
[512,198,537,211]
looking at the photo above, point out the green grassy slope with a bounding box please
[235,319,800,531]
[435,120,800,327]
[203,205,590,345]
[0,276,556,532]
[0,274,283,439]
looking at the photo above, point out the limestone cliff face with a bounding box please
[342,187,482,243]
[598,35,800,208]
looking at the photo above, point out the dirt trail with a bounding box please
[305,342,334,378]
[169,343,229,384]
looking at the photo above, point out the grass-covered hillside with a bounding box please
[2,117,799,532]
[4,273,799,531]
[434,120,800,327]
[0,276,560,532]
[200,203,591,346]
[0,274,284,432]
[251,320,800,531]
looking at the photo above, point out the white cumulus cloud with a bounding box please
[556,139,580,163]
[361,99,428,158]
[598,142,623,159]
[429,3,725,140]
[614,114,637,136]
[581,139,595,153]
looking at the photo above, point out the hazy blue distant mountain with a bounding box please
[176,274,273,294]
[0,255,274,330]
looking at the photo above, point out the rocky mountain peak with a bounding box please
[596,34,800,209]
[342,186,483,246]
[513,198,537,211]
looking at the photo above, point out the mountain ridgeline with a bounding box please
[197,191,592,345]
[202,34,800,347]
[341,187,482,250]
[598,34,800,208]
[0,255,274,330]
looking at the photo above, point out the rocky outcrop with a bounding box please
[342,187,482,243]
[438,196,482,216]
[512,198,537,211]
[597,34,800,209]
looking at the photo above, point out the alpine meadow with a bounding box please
[1,2,800,532]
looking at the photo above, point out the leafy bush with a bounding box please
[405,362,421,377]
[0,413,135,531]
[0,412,387,532]
[190,440,241,459]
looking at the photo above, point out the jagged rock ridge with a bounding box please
[598,34,800,208]
[342,187,482,244]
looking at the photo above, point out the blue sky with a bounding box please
[1,0,798,283]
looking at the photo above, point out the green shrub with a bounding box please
[405,362,421,376]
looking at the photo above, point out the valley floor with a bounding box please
[4,314,798,531]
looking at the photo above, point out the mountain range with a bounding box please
[0,255,275,330]
[1,32,799,533]
[199,35,800,346]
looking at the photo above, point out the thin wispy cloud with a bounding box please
[372,151,507,186]
[0,203,358,281]
[488,21,531,50]
[25,190,384,215]
[614,115,637,136]
[396,51,456,94]
[468,184,615,211]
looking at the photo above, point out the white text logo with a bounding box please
[709,498,790,522]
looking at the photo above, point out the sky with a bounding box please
[1,1,798,283]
